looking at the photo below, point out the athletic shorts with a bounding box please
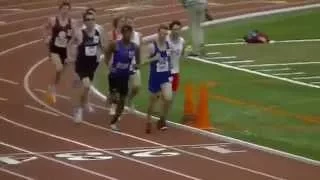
[49,46,67,65]
[148,74,171,94]
[171,73,180,92]
[75,60,99,81]
[109,74,130,96]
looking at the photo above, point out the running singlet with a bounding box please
[129,31,141,74]
[110,40,136,76]
[167,36,184,74]
[50,17,72,49]
[77,29,101,63]
[149,41,171,78]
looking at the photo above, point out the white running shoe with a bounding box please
[109,104,116,115]
[73,107,83,123]
[110,123,120,131]
[85,103,95,113]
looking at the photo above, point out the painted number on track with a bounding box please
[55,152,113,161]
[121,148,180,158]
[0,156,38,165]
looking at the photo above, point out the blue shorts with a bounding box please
[148,74,171,93]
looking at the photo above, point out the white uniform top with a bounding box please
[167,35,185,74]
[82,24,104,62]
[82,24,103,35]
[129,31,141,69]
[131,31,141,46]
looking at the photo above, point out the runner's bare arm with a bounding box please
[104,42,116,66]
[43,17,55,45]
[67,29,83,63]
[135,44,141,68]
[181,38,186,58]
[100,27,108,51]
[141,42,160,65]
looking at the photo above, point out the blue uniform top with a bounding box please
[110,40,136,77]
[149,41,172,80]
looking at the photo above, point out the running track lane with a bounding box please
[1,0,320,179]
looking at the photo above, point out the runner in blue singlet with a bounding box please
[145,24,173,134]
[104,25,140,131]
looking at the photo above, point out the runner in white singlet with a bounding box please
[167,20,185,95]
[125,16,143,113]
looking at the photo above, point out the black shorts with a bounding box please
[75,60,99,81]
[108,74,129,96]
[49,45,67,65]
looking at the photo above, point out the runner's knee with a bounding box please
[161,83,172,102]
[82,77,91,88]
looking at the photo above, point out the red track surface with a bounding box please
[1,0,320,179]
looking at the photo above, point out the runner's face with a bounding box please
[84,14,95,29]
[118,17,125,29]
[159,28,168,41]
[59,5,70,17]
[171,24,181,37]
[123,30,132,41]
[125,18,134,27]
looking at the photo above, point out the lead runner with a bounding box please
[104,25,140,131]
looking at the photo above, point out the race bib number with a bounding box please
[156,59,169,72]
[116,62,129,69]
[54,31,68,47]
[85,46,97,56]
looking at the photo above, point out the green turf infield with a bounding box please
[94,8,320,161]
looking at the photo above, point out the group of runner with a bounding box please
[43,1,185,134]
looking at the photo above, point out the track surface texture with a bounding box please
[0,0,320,179]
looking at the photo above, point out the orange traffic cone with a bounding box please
[194,83,213,130]
[181,83,196,125]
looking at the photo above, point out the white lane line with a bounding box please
[207,56,237,60]
[24,58,287,180]
[0,97,8,101]
[189,56,320,89]
[0,39,42,56]
[0,142,118,180]
[0,115,202,180]
[33,88,70,100]
[223,60,254,64]
[0,78,19,85]
[292,76,320,80]
[0,0,110,14]
[310,82,320,84]
[24,105,60,117]
[0,167,34,180]
[89,103,108,111]
[0,8,24,12]
[262,0,288,4]
[257,68,291,72]
[34,88,108,111]
[1,143,231,157]
[207,52,221,55]
[238,61,320,68]
[271,72,305,76]
[205,38,320,47]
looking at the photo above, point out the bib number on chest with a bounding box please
[85,46,97,56]
[54,31,68,47]
[156,60,169,72]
